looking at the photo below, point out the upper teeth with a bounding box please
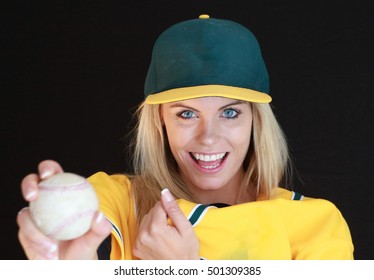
[192,153,226,162]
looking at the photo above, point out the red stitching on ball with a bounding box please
[47,210,96,239]
[39,181,90,192]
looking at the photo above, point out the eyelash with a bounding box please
[177,110,196,119]
[176,108,242,120]
[222,108,241,119]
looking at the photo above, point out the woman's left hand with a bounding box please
[133,189,200,260]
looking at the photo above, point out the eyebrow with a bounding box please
[168,100,245,112]
[218,101,245,110]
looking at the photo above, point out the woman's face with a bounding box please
[161,97,253,204]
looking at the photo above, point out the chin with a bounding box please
[191,179,228,192]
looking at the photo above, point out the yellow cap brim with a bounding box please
[145,84,272,104]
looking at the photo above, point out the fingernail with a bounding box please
[40,169,53,180]
[161,188,174,202]
[25,190,37,200]
[47,254,59,260]
[48,243,58,253]
[17,206,29,216]
[96,211,104,224]
[46,250,58,260]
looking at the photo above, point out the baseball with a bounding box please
[29,172,99,240]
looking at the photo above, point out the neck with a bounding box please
[186,173,255,205]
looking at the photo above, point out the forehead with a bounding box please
[162,96,249,108]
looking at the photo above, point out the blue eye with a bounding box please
[178,110,196,119]
[222,108,240,119]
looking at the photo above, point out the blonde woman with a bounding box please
[17,15,354,260]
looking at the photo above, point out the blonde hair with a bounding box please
[245,103,291,199]
[129,101,291,222]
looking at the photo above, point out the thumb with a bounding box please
[80,211,112,255]
[161,189,191,233]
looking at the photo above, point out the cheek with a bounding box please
[164,122,192,153]
[229,124,252,151]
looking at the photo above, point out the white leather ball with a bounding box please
[29,172,99,240]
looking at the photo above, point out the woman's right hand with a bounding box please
[16,160,112,260]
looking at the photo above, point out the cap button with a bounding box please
[199,14,210,19]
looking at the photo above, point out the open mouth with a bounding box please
[190,152,228,170]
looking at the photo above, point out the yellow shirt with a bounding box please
[88,172,354,260]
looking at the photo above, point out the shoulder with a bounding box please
[269,187,352,241]
[88,171,132,187]
[270,187,305,201]
[87,172,135,215]
[88,172,132,195]
[270,187,344,218]
[269,188,353,259]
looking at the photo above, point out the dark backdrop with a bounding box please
[2,0,373,259]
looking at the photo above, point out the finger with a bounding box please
[144,201,168,228]
[134,202,168,255]
[18,231,58,260]
[151,201,168,223]
[21,174,40,201]
[70,211,112,259]
[21,160,64,202]
[87,211,112,242]
[161,189,191,234]
[17,207,58,248]
[38,160,64,179]
[17,207,58,259]
[138,202,168,239]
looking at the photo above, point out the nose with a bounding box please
[196,118,220,146]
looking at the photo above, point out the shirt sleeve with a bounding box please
[279,198,354,260]
[88,172,137,260]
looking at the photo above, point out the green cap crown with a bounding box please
[144,15,270,104]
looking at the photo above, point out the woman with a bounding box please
[17,15,354,260]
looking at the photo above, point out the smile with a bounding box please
[190,152,228,170]
[191,152,226,161]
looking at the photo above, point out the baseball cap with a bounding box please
[144,15,271,104]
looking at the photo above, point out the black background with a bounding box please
[2,0,373,259]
